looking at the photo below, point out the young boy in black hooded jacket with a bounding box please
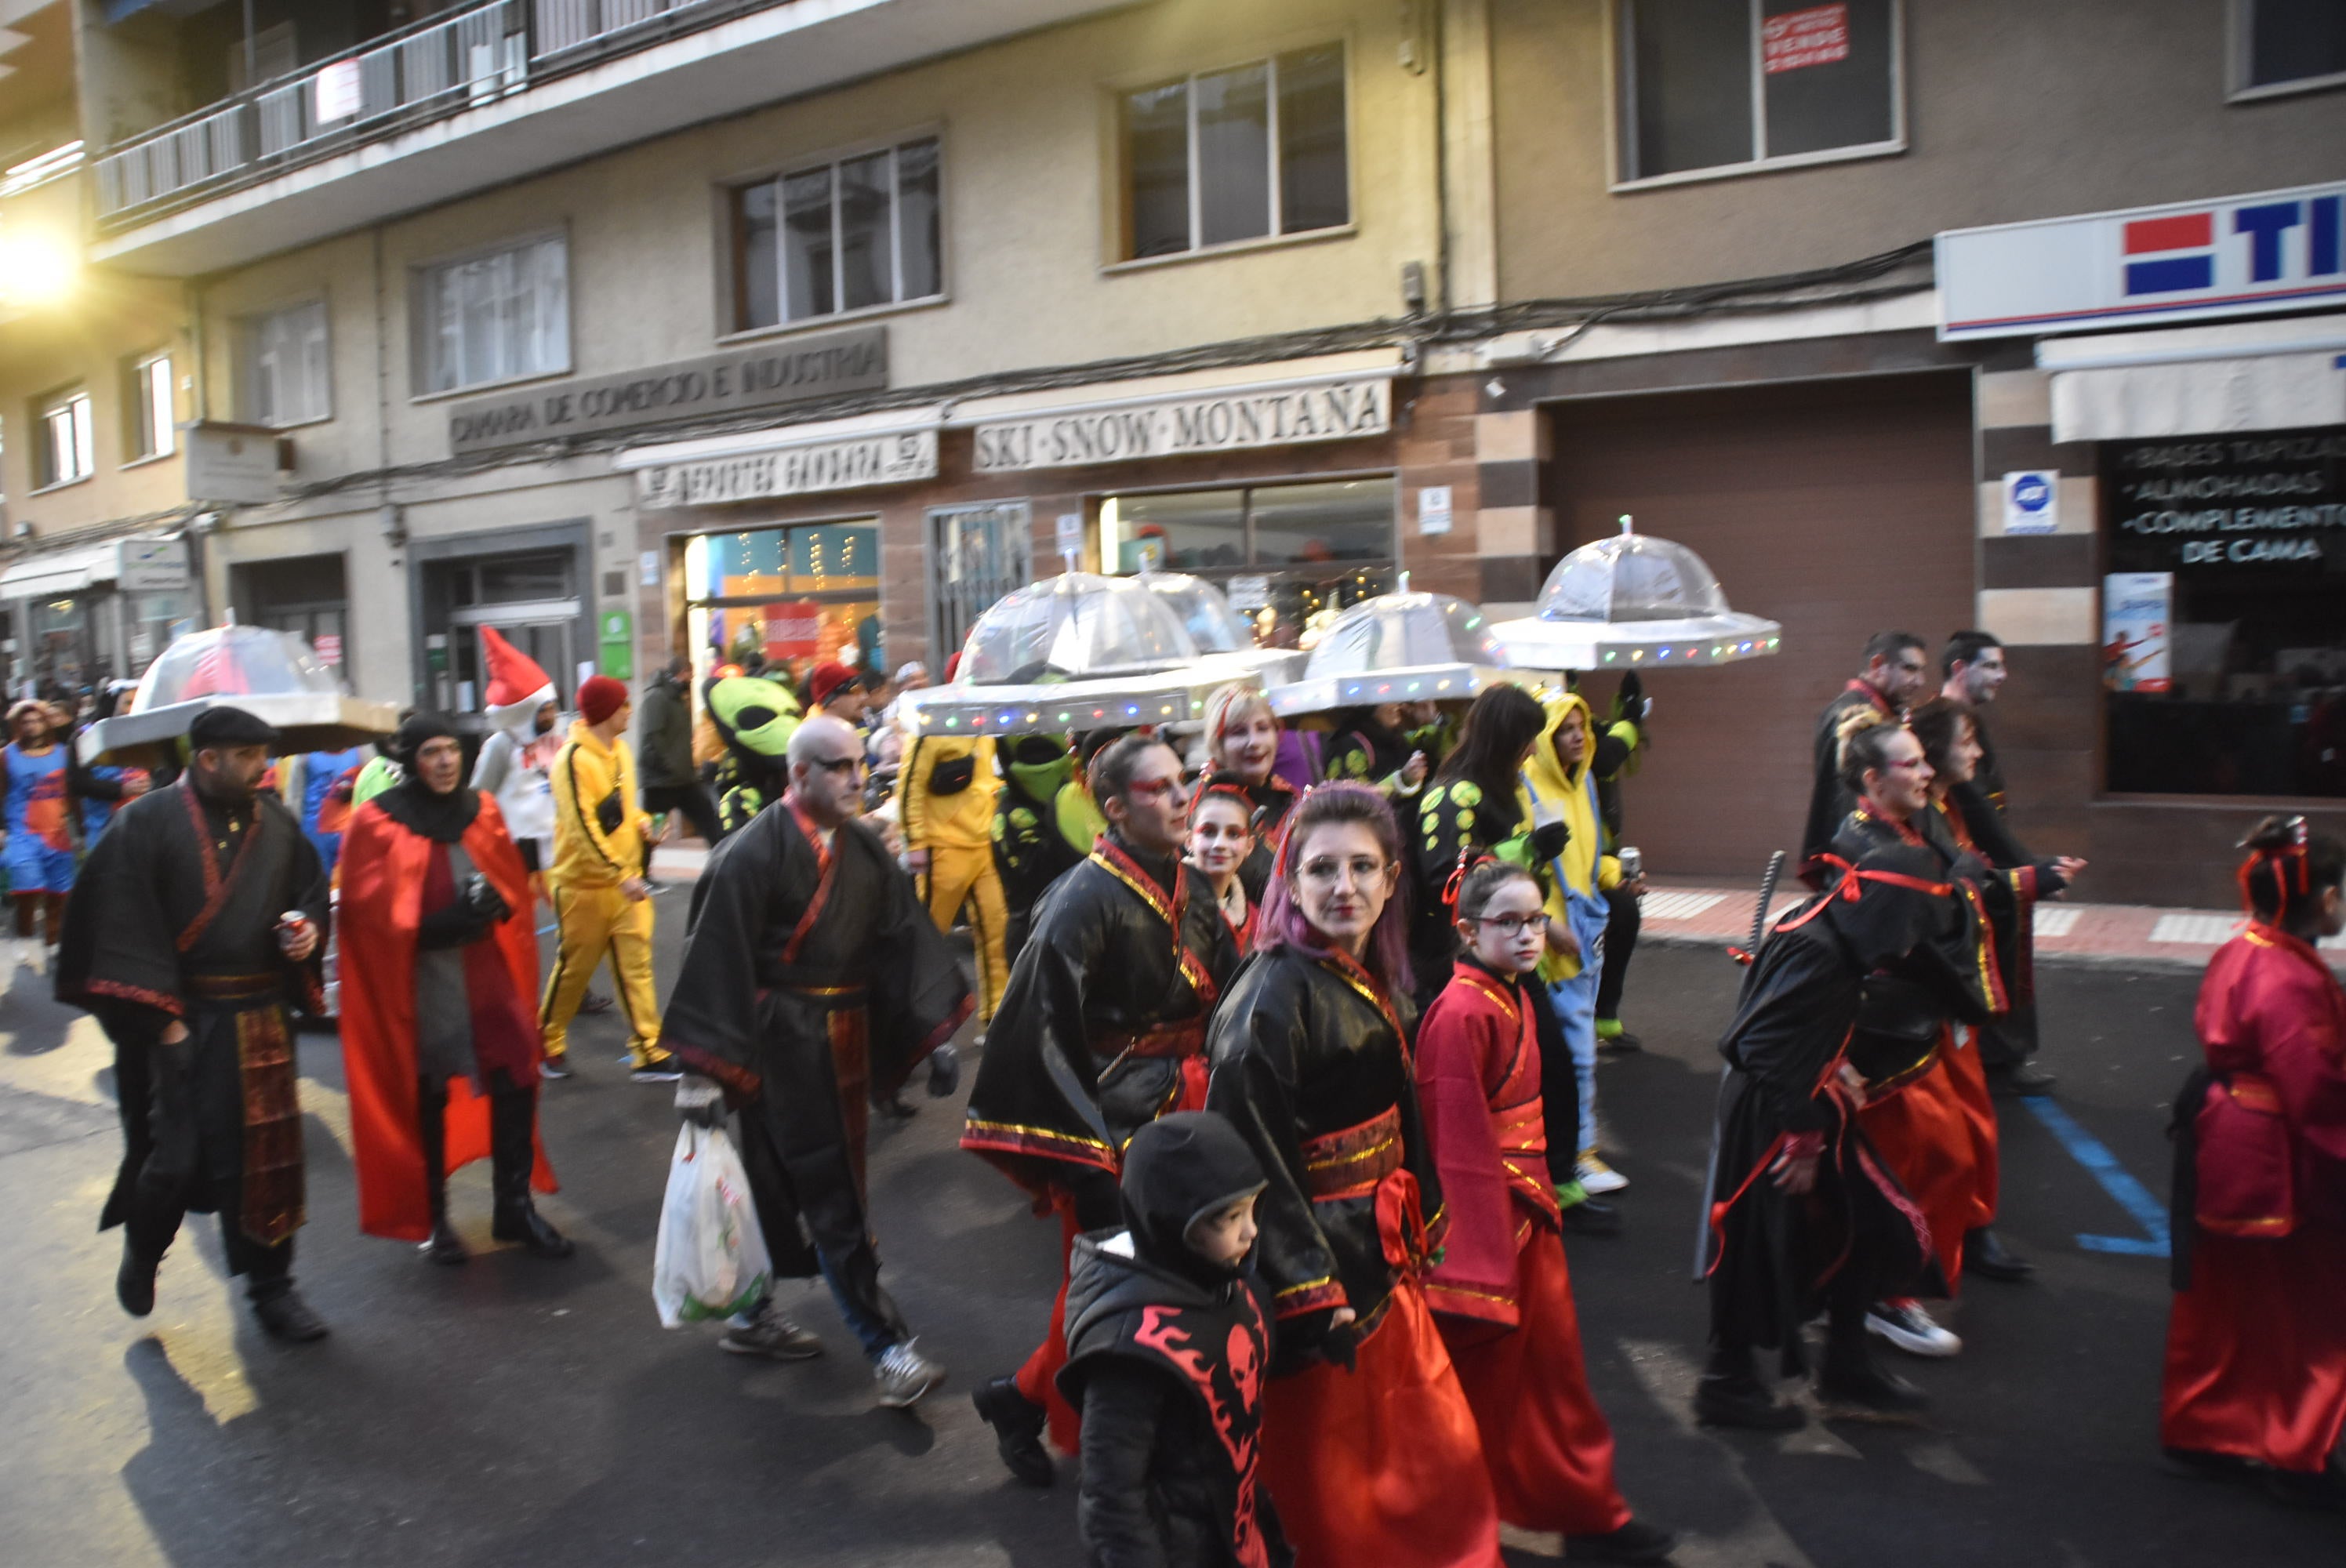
[1058,1111,1293,1568]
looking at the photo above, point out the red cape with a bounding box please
[338,793,554,1242]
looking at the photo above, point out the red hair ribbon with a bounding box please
[2239,816,2311,918]
[1440,849,1497,913]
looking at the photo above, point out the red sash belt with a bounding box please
[186,971,282,1003]
[1301,1106,1403,1200]
[1096,1019,1207,1060]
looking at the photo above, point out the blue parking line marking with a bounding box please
[2021,1097,2171,1258]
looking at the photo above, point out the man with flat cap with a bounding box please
[57,705,334,1340]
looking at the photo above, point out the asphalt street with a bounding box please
[0,899,2340,1568]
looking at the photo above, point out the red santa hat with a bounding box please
[481,626,554,711]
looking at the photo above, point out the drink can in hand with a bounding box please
[277,911,313,953]
[1617,847,1643,884]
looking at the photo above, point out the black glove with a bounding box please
[675,1074,727,1129]
[1530,820,1571,864]
[1320,1317,1360,1372]
[459,872,512,925]
[1614,669,1649,725]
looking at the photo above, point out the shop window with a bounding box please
[1099,477,1396,648]
[124,352,174,461]
[2231,0,2346,99]
[1615,0,1901,184]
[242,300,331,427]
[684,523,883,691]
[416,235,570,395]
[731,137,942,332]
[126,590,195,675]
[1121,43,1349,260]
[33,387,93,488]
[2102,427,2346,797]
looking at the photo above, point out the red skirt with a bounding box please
[2163,1225,2346,1472]
[1260,1279,1503,1568]
[1857,1034,1996,1290]
[1443,1231,1632,1536]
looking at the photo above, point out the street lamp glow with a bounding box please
[0,229,78,304]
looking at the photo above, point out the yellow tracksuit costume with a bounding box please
[1518,691,1622,984]
[898,732,1008,1022]
[542,720,666,1067]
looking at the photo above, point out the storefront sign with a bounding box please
[1226,575,1271,612]
[2103,573,2174,693]
[597,610,633,681]
[634,427,935,507]
[1939,181,2346,340]
[314,633,343,666]
[1418,485,1454,536]
[2002,471,2058,535]
[116,535,190,591]
[971,376,1393,474]
[447,326,888,456]
[2106,430,2346,570]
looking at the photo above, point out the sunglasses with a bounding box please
[808,755,865,776]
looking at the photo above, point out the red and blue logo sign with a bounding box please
[1938,182,2346,340]
[2124,197,2344,297]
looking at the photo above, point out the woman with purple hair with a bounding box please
[1206,782,1503,1568]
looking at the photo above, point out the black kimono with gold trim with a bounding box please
[961,830,1240,1207]
[56,779,329,1268]
[1205,942,1446,1356]
[659,796,970,1297]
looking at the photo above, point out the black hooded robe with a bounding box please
[659,795,971,1327]
[1059,1112,1293,1568]
[56,779,329,1280]
[1696,842,1974,1372]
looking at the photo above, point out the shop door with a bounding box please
[1548,372,1974,882]
[929,502,1032,666]
[448,604,577,714]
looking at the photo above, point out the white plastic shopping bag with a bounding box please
[651,1123,773,1327]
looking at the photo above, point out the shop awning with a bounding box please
[0,543,122,602]
[2041,313,2346,443]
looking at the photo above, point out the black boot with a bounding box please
[416,1079,467,1265]
[1818,1318,1928,1421]
[1963,1226,2033,1282]
[250,1283,329,1341]
[117,1232,161,1317]
[488,1083,572,1258]
[1693,1341,1804,1430]
[972,1375,1056,1486]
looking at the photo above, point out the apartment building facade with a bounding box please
[3,0,2341,902]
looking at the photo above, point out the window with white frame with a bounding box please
[125,351,174,460]
[417,235,570,395]
[242,301,332,427]
[1121,43,1349,260]
[1615,0,1901,184]
[730,137,942,332]
[34,387,93,488]
[2231,0,2346,99]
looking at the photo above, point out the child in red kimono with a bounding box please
[1416,859,1675,1565]
[2163,815,2346,1506]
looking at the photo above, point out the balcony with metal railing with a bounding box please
[89,0,1120,274]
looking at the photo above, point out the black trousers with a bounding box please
[735,1095,909,1357]
[1596,881,1641,1023]
[122,1167,294,1299]
[641,782,723,847]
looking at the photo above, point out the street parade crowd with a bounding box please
[16,612,2346,1566]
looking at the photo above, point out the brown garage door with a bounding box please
[1548,371,1974,884]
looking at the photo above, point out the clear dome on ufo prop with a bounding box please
[904,572,1264,737]
[1267,590,1513,717]
[77,623,400,767]
[1138,571,1309,684]
[1490,517,1781,673]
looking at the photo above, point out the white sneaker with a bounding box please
[1866,1298,1961,1358]
[20,939,46,977]
[873,1338,946,1408]
[1576,1151,1629,1195]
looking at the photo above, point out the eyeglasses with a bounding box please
[1467,913,1543,938]
[808,755,865,776]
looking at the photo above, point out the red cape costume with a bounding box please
[2163,922,2346,1473]
[1416,961,1632,1538]
[337,793,555,1242]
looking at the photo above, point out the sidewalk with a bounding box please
[1636,876,2330,975]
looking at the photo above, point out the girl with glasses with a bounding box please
[1413,858,1674,1563]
